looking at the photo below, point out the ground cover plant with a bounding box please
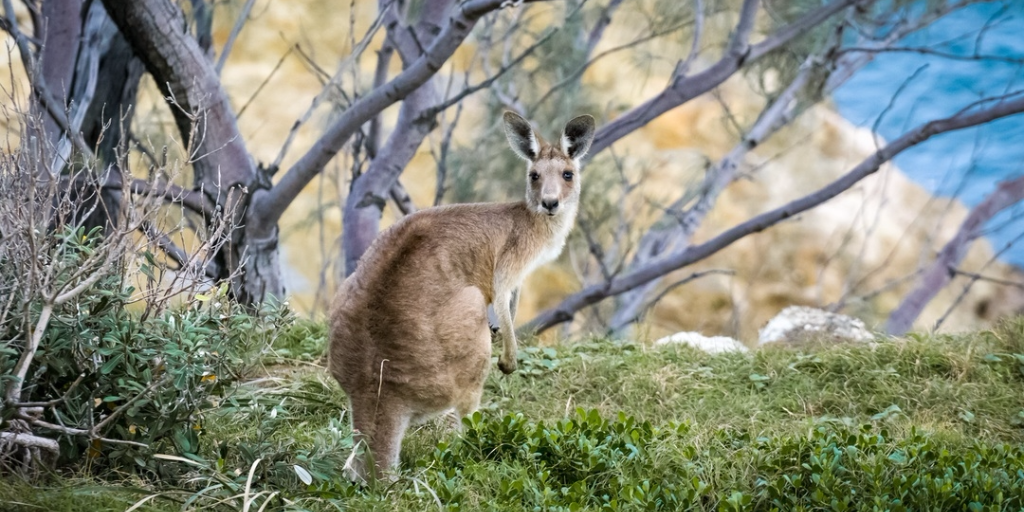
[3,311,1024,511]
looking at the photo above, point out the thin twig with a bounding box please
[215,0,257,74]
[532,19,693,111]
[92,376,170,434]
[237,46,293,119]
[952,269,1024,290]
[103,177,215,219]
[932,228,1024,333]
[140,221,219,278]
[617,269,734,330]
[672,0,704,78]
[838,45,1024,64]
[22,417,150,448]
[11,373,86,408]
[419,27,556,120]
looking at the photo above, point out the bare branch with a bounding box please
[611,269,734,332]
[578,217,614,282]
[609,55,817,330]
[824,0,976,93]
[103,176,215,218]
[5,303,52,404]
[0,432,59,452]
[270,6,389,173]
[2,0,37,73]
[524,90,1024,334]
[23,418,149,449]
[258,0,549,227]
[12,373,85,408]
[432,98,463,206]
[673,0,704,78]
[723,0,759,63]
[931,228,1024,333]
[236,46,293,119]
[388,180,417,216]
[585,0,624,56]
[54,250,120,305]
[366,44,394,159]
[589,0,861,157]
[951,269,1024,290]
[421,27,555,120]
[886,173,1024,335]
[140,221,220,279]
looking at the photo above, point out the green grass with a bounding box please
[5,318,1024,510]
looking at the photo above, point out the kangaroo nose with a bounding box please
[541,199,559,212]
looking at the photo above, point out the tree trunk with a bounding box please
[36,0,82,150]
[343,84,439,274]
[29,1,142,234]
[75,2,145,234]
[341,0,449,275]
[101,0,284,304]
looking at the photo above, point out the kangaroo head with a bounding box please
[503,112,596,217]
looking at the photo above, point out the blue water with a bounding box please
[832,1,1024,267]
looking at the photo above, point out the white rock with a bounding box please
[758,306,873,346]
[654,331,749,354]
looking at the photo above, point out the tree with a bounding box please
[3,0,1022,334]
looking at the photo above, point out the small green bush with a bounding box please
[413,409,1024,511]
[426,408,705,511]
[0,229,290,473]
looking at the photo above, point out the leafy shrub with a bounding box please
[415,410,1024,511]
[429,408,705,511]
[1,246,290,473]
[267,317,329,363]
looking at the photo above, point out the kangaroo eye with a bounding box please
[562,171,574,181]
[529,172,540,182]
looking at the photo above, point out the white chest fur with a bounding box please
[523,204,576,277]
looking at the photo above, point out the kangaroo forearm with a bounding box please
[495,292,518,374]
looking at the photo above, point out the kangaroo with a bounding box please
[327,111,596,480]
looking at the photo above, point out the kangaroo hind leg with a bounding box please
[346,393,411,482]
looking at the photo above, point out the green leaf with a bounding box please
[100,353,124,375]
[887,450,908,464]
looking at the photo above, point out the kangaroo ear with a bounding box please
[503,111,539,162]
[561,114,596,163]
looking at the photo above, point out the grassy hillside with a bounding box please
[4,318,1024,510]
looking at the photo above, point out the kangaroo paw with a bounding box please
[498,358,517,374]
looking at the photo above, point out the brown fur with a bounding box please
[328,112,595,480]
